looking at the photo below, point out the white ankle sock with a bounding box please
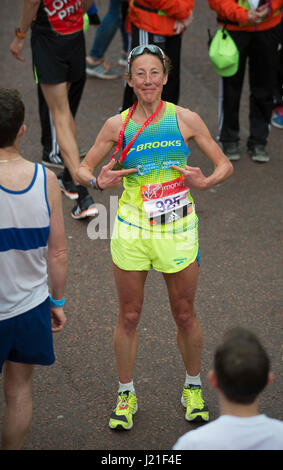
[118,380,135,394]
[184,372,201,387]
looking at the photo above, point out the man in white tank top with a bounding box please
[0,88,67,449]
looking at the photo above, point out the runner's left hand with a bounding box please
[171,164,208,190]
[51,307,66,332]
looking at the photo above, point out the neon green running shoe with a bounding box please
[109,391,138,430]
[181,385,209,422]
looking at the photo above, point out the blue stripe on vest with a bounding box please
[0,226,50,252]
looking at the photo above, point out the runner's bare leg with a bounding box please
[1,362,33,450]
[40,82,80,184]
[163,260,202,376]
[113,264,148,383]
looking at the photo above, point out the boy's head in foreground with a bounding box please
[210,327,272,405]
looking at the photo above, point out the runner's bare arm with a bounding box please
[173,108,233,190]
[10,0,41,62]
[46,169,67,332]
[76,115,137,189]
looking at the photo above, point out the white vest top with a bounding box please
[0,163,50,320]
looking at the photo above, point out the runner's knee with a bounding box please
[118,308,142,334]
[172,300,195,331]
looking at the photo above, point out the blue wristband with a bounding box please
[90,177,98,189]
[49,294,65,307]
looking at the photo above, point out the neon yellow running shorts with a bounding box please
[110,215,199,273]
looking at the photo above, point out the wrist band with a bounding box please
[90,177,97,189]
[15,28,26,39]
[95,176,103,191]
[49,293,65,307]
[90,177,103,191]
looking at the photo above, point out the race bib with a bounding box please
[140,177,193,225]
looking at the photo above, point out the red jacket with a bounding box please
[208,0,283,31]
[129,0,194,36]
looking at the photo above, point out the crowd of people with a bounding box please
[0,0,282,450]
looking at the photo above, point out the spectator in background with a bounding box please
[10,0,99,220]
[37,77,88,201]
[271,16,283,128]
[38,5,101,200]
[0,88,67,450]
[208,0,283,163]
[122,0,194,110]
[173,327,283,450]
[86,0,129,79]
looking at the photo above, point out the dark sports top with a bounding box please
[32,0,84,35]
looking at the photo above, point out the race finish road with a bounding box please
[0,0,282,453]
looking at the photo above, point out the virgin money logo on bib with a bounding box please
[141,184,163,200]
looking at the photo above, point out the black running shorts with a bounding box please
[31,30,86,85]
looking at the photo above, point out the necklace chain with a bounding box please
[0,157,21,163]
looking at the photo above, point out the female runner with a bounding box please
[77,45,233,430]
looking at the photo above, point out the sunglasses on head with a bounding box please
[127,45,166,72]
